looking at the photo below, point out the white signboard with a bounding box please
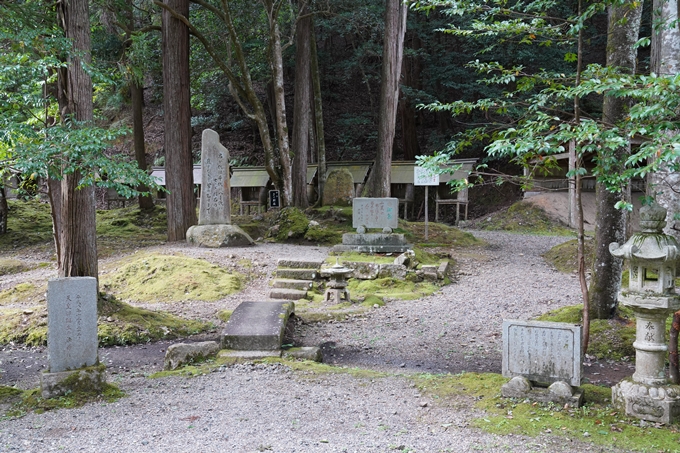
[414,166,439,186]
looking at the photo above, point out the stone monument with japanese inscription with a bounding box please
[609,203,680,424]
[187,129,254,247]
[41,277,106,398]
[333,197,411,253]
[501,320,584,406]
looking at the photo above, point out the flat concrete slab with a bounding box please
[222,301,294,351]
[269,289,307,300]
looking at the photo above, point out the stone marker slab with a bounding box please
[199,128,231,225]
[222,301,294,350]
[352,198,398,230]
[502,320,582,387]
[47,277,98,373]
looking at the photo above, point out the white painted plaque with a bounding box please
[414,166,439,186]
[352,198,398,230]
[502,320,582,386]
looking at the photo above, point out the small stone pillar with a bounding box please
[321,260,353,304]
[609,203,680,423]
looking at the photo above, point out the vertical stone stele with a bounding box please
[186,129,254,247]
[609,203,680,423]
[41,277,106,399]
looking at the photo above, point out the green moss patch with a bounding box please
[100,252,243,303]
[0,258,43,276]
[96,205,168,256]
[0,282,45,306]
[0,200,54,249]
[409,372,680,452]
[543,238,596,274]
[97,294,212,346]
[536,305,636,360]
[3,383,124,419]
[478,201,575,236]
[0,307,48,346]
[399,220,483,247]
[274,207,310,241]
[348,277,440,301]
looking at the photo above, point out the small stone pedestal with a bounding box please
[610,203,680,423]
[321,261,353,304]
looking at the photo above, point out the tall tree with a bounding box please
[364,0,407,197]
[162,0,195,240]
[55,0,98,278]
[649,0,680,238]
[291,4,312,208]
[310,19,326,206]
[588,0,643,319]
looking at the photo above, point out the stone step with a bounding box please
[272,279,313,291]
[277,259,324,270]
[269,288,308,300]
[222,301,294,351]
[276,268,319,280]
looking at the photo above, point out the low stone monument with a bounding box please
[333,198,411,253]
[41,277,106,398]
[610,203,680,424]
[322,168,354,206]
[501,320,584,406]
[186,129,254,247]
[222,301,294,352]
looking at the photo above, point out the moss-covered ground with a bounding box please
[0,293,212,346]
[476,201,575,236]
[100,252,244,303]
[543,237,596,274]
[1,382,124,419]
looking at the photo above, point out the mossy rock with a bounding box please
[303,223,343,245]
[273,207,310,242]
[100,252,243,303]
[543,238,596,273]
[478,201,574,236]
[322,169,354,207]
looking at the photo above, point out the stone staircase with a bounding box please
[269,259,323,300]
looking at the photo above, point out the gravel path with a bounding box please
[0,231,631,452]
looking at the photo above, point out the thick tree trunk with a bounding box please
[589,1,642,319]
[131,80,154,210]
[364,0,407,197]
[400,34,421,161]
[162,0,196,241]
[56,0,98,279]
[649,0,680,240]
[292,9,312,208]
[310,23,326,206]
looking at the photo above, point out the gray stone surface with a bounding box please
[437,261,450,279]
[549,380,574,398]
[186,224,254,248]
[164,341,221,371]
[272,279,313,290]
[420,265,440,281]
[500,376,532,398]
[612,378,680,424]
[284,347,323,362]
[377,264,407,279]
[501,376,583,407]
[352,198,398,231]
[275,268,318,280]
[277,259,323,269]
[47,277,98,373]
[40,364,106,399]
[198,129,231,225]
[222,301,294,351]
[269,288,308,300]
[217,350,282,359]
[323,169,354,207]
[336,233,411,254]
[502,320,582,387]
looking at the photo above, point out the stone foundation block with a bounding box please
[41,364,107,399]
[612,378,680,424]
[164,341,221,370]
[186,224,254,248]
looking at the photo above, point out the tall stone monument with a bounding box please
[41,277,106,398]
[610,203,680,423]
[187,129,254,247]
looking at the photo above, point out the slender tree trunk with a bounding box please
[292,7,312,208]
[55,0,98,279]
[266,12,292,207]
[589,0,642,319]
[0,187,8,234]
[131,80,154,210]
[364,0,407,197]
[310,22,326,207]
[162,0,196,240]
[400,34,421,161]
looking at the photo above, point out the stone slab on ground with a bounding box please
[218,350,282,359]
[502,320,582,387]
[272,279,314,290]
[276,268,319,280]
[268,288,308,300]
[164,341,221,370]
[222,301,294,351]
[277,259,323,269]
[334,233,411,253]
[47,277,98,373]
[186,224,254,247]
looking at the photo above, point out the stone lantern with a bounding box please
[609,203,680,423]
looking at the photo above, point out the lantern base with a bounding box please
[612,378,680,424]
